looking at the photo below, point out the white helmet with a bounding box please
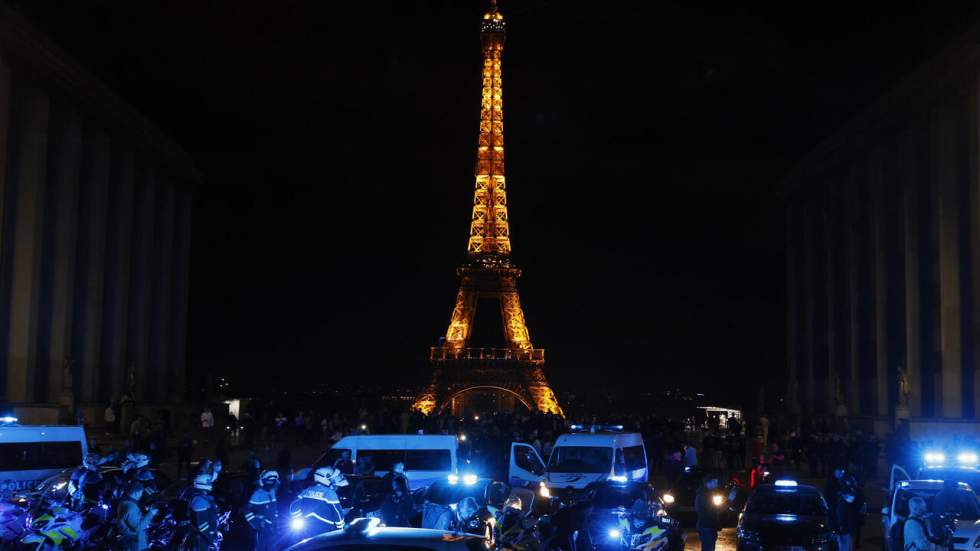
[127,453,150,469]
[193,473,213,492]
[314,466,348,487]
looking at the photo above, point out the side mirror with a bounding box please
[881,507,890,516]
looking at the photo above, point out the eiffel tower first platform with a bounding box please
[412,1,562,417]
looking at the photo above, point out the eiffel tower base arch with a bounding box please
[413,357,562,416]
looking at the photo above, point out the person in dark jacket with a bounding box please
[380,476,415,527]
[246,470,280,551]
[695,476,724,551]
[115,482,158,551]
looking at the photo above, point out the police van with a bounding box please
[0,420,88,495]
[508,425,648,496]
[298,434,459,491]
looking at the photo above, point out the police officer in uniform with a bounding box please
[246,470,280,550]
[292,466,347,536]
[187,473,219,551]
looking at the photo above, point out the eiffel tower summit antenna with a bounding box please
[413,0,563,416]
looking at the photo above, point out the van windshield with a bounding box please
[548,446,612,473]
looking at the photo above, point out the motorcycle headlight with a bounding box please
[608,528,622,539]
[539,484,551,498]
[662,493,675,504]
[290,517,306,531]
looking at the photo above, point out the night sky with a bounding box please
[17,1,980,406]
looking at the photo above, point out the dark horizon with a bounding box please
[15,0,980,408]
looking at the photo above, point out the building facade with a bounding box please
[0,7,197,423]
[784,25,980,433]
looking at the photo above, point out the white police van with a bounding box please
[0,420,87,495]
[508,425,647,497]
[298,434,458,491]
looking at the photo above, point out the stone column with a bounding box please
[902,131,923,418]
[150,180,174,402]
[802,202,816,413]
[825,184,839,416]
[932,104,963,418]
[77,128,110,403]
[786,203,800,415]
[869,147,889,418]
[5,81,50,404]
[103,149,135,400]
[971,76,980,418]
[171,190,192,403]
[130,166,157,400]
[0,52,12,310]
[44,101,82,406]
[844,161,861,414]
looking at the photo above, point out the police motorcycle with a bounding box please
[540,479,685,551]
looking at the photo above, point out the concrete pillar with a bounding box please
[869,147,889,417]
[802,202,816,413]
[902,131,923,418]
[0,51,12,305]
[786,205,799,414]
[824,184,838,415]
[130,166,157,400]
[844,162,861,414]
[43,101,82,404]
[150,180,174,403]
[103,149,135,400]
[5,82,50,404]
[971,76,980,418]
[171,190,192,402]
[76,128,110,403]
[932,104,963,418]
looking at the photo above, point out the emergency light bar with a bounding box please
[609,475,628,483]
[0,416,18,424]
[924,452,946,464]
[774,480,798,487]
[957,452,979,465]
[569,424,625,433]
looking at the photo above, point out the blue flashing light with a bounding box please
[609,475,628,483]
[924,452,946,465]
[608,528,622,539]
[0,416,18,425]
[899,481,910,487]
[684,466,692,473]
[448,474,459,485]
[290,517,306,531]
[462,473,478,486]
[774,480,798,488]
[775,514,798,522]
[957,452,979,465]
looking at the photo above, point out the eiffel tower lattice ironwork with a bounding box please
[413,0,562,416]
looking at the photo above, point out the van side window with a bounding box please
[623,446,646,471]
[313,448,351,472]
[515,445,545,475]
[356,450,404,472]
[405,450,451,471]
[0,441,83,471]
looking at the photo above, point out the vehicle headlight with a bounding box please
[539,482,551,498]
[737,527,760,543]
[662,493,675,505]
[608,528,622,539]
[290,517,305,531]
[712,494,725,507]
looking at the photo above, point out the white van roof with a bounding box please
[554,432,643,447]
[0,425,87,440]
[333,434,457,450]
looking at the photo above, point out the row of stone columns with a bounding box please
[0,52,192,411]
[787,80,980,421]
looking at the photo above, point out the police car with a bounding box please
[736,480,833,551]
[883,467,980,551]
[916,451,980,495]
[285,517,488,550]
[0,420,87,496]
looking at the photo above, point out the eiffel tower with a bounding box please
[413,1,562,416]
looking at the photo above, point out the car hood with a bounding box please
[954,519,980,537]
[741,514,829,536]
[546,472,607,488]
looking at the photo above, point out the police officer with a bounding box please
[695,476,724,551]
[122,453,158,500]
[246,470,280,550]
[292,467,347,536]
[187,473,219,551]
[69,453,105,510]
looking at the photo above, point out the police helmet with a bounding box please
[259,470,280,488]
[314,466,347,487]
[83,453,103,470]
[127,453,150,469]
[193,473,213,492]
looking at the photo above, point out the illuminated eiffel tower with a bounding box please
[413,0,562,416]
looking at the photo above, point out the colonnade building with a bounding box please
[784,21,980,434]
[0,7,198,423]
